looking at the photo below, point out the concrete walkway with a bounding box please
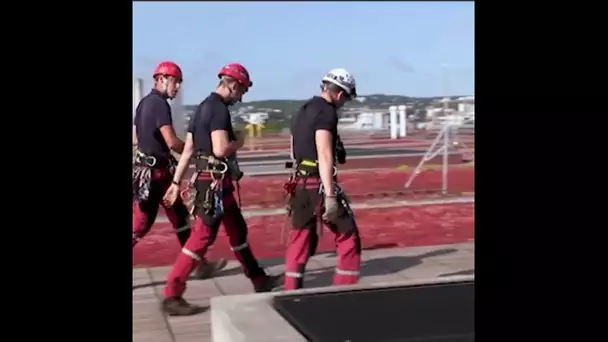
[132,241,475,342]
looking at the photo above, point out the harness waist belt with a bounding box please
[295,159,338,178]
[134,150,172,168]
[192,153,229,174]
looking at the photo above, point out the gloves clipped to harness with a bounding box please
[322,196,341,223]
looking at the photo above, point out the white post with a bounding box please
[389,106,398,139]
[373,112,383,129]
[398,105,407,138]
[404,122,451,192]
[132,78,143,116]
[442,120,449,194]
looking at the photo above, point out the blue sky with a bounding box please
[133,1,474,103]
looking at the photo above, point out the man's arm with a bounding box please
[289,112,298,160]
[132,124,138,146]
[314,111,337,196]
[210,107,242,157]
[172,133,195,184]
[154,100,185,153]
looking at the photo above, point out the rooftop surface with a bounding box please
[133,241,474,342]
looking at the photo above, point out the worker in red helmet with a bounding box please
[161,62,279,315]
[133,61,227,281]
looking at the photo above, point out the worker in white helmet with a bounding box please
[283,68,361,290]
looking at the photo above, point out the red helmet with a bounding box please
[153,61,183,81]
[218,63,252,90]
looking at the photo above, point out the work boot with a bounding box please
[161,297,206,316]
[254,274,282,293]
[192,258,228,279]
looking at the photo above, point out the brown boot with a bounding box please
[192,258,228,280]
[161,297,207,316]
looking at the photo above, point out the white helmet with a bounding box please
[321,68,357,98]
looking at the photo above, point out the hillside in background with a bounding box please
[185,94,465,112]
[183,94,470,130]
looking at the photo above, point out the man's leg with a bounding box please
[162,197,192,246]
[133,168,168,247]
[162,214,221,315]
[193,256,228,280]
[284,222,318,290]
[326,215,361,286]
[284,187,319,290]
[221,202,279,292]
[132,199,161,247]
[163,198,227,279]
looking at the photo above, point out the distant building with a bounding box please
[458,103,475,114]
[456,96,475,115]
[168,89,185,139]
[132,78,144,116]
[183,110,195,132]
[427,107,443,118]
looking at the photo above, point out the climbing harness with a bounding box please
[133,149,157,167]
[133,165,152,201]
[179,154,242,217]
[207,169,225,218]
[280,159,346,244]
[132,149,176,202]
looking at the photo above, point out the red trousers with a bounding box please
[163,190,267,298]
[284,187,361,290]
[133,167,191,247]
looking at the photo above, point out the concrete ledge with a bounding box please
[211,275,474,342]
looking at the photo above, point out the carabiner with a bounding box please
[179,188,190,200]
[214,162,228,174]
[134,150,157,167]
[146,156,157,167]
[210,169,225,181]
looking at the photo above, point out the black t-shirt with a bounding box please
[291,96,338,162]
[134,89,173,157]
[188,92,236,155]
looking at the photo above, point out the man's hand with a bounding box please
[163,183,180,207]
[322,196,340,222]
[234,130,246,149]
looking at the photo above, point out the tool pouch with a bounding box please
[189,179,224,227]
[289,187,319,229]
[191,180,214,215]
